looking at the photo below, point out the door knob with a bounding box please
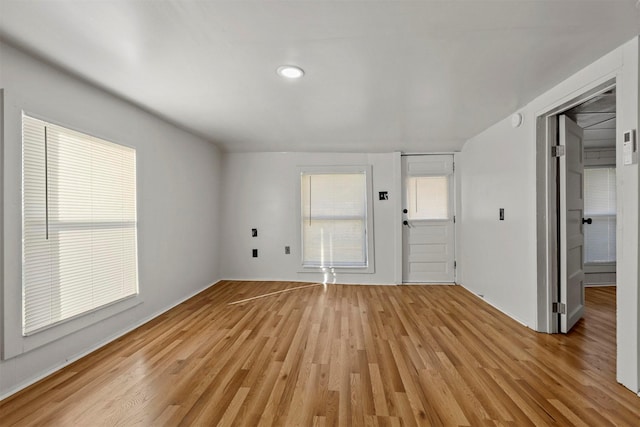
[582,218,592,225]
[403,220,409,226]
[403,209,408,214]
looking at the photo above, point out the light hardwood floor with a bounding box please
[0,282,637,426]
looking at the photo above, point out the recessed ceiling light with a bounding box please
[277,65,304,79]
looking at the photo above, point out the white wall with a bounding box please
[0,42,222,398]
[459,115,537,327]
[460,37,639,393]
[585,148,616,167]
[220,152,400,285]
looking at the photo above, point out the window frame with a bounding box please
[2,107,142,360]
[22,113,140,336]
[583,165,617,265]
[297,165,375,274]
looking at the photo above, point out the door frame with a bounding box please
[536,78,616,334]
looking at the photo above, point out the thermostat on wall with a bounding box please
[623,129,637,165]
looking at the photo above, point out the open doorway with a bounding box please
[553,89,617,336]
[536,79,617,335]
[553,88,617,333]
[565,89,617,290]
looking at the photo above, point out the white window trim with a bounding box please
[2,105,143,360]
[296,165,375,274]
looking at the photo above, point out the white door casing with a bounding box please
[402,155,455,283]
[559,115,586,332]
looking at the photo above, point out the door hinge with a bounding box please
[453,215,456,223]
[453,162,455,172]
[551,145,565,157]
[552,302,566,314]
[454,261,457,269]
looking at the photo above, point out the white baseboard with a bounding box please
[458,283,530,328]
[0,279,221,402]
[221,277,398,286]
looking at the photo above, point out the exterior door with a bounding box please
[559,115,586,332]
[402,155,455,283]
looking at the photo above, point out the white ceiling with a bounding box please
[1,1,639,153]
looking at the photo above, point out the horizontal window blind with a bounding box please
[406,176,450,220]
[22,114,138,335]
[301,172,367,268]
[584,167,616,264]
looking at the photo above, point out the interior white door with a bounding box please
[559,115,586,332]
[402,155,455,283]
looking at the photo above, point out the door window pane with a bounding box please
[406,176,449,220]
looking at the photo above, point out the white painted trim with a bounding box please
[393,152,403,285]
[400,282,455,286]
[219,277,398,286]
[221,277,397,286]
[454,152,462,284]
[223,277,319,283]
[0,279,222,401]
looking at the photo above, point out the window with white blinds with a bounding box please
[584,167,616,264]
[22,114,138,335]
[301,170,369,268]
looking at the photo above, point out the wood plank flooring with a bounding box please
[1,282,637,426]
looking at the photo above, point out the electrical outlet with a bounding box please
[252,249,258,257]
[285,246,290,254]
